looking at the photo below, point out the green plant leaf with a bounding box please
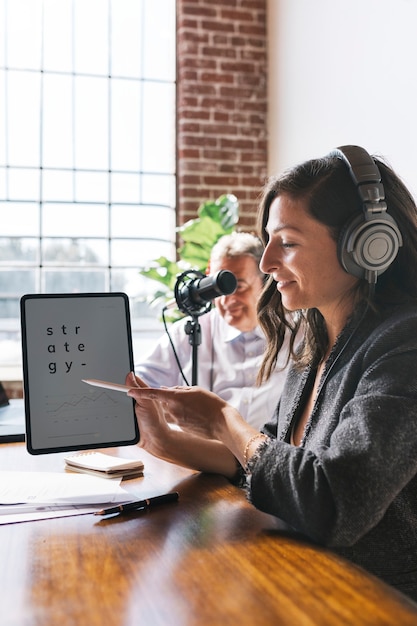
[138,194,239,316]
[178,242,212,270]
[198,194,239,230]
[140,256,183,290]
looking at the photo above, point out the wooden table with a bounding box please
[1,442,417,626]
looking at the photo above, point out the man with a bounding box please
[136,231,290,429]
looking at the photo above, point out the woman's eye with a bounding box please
[282,242,296,248]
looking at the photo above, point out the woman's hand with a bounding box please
[127,382,231,441]
[125,372,173,457]
[126,373,244,477]
[127,380,260,467]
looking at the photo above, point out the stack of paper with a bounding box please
[0,470,133,524]
[64,452,144,479]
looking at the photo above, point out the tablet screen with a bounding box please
[21,292,139,455]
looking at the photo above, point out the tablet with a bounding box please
[20,292,139,455]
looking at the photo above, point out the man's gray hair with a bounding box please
[210,231,264,266]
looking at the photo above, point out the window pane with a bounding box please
[8,169,40,201]
[0,238,38,263]
[143,0,176,81]
[110,173,140,204]
[44,269,107,293]
[142,174,176,206]
[75,76,108,170]
[0,8,5,67]
[0,269,36,293]
[7,71,41,166]
[111,268,157,298]
[42,203,109,237]
[142,82,175,172]
[110,268,137,295]
[43,0,73,73]
[42,238,109,265]
[111,239,174,267]
[111,205,175,239]
[0,71,6,166]
[74,0,109,75]
[5,0,42,70]
[42,170,74,202]
[111,79,141,171]
[43,74,74,169]
[75,171,109,203]
[0,203,39,236]
[0,167,5,196]
[0,297,21,319]
[110,0,142,78]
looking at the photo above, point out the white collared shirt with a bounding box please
[135,309,290,429]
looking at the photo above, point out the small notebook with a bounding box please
[64,452,144,480]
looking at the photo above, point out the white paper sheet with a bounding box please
[0,470,131,506]
[0,504,103,525]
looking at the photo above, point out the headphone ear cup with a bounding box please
[338,212,403,279]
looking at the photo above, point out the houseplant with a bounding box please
[140,194,239,317]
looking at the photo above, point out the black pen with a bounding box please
[94,491,179,516]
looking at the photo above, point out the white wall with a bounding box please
[267,0,417,197]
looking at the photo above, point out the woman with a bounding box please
[127,146,417,601]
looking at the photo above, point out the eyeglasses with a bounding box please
[234,280,251,293]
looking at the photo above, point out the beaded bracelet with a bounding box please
[243,433,267,469]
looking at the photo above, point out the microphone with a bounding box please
[183,270,237,304]
[165,269,237,315]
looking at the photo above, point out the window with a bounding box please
[0,0,176,374]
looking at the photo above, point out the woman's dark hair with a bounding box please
[256,150,417,383]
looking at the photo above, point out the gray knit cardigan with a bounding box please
[248,302,417,602]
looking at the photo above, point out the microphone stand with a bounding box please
[174,270,212,386]
[184,315,202,386]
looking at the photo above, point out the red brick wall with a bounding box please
[176,0,268,231]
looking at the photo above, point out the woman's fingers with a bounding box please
[127,386,176,402]
[125,372,150,390]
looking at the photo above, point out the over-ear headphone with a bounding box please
[329,145,403,284]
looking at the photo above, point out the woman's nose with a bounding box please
[260,244,278,274]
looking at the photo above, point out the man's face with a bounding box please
[211,254,264,332]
